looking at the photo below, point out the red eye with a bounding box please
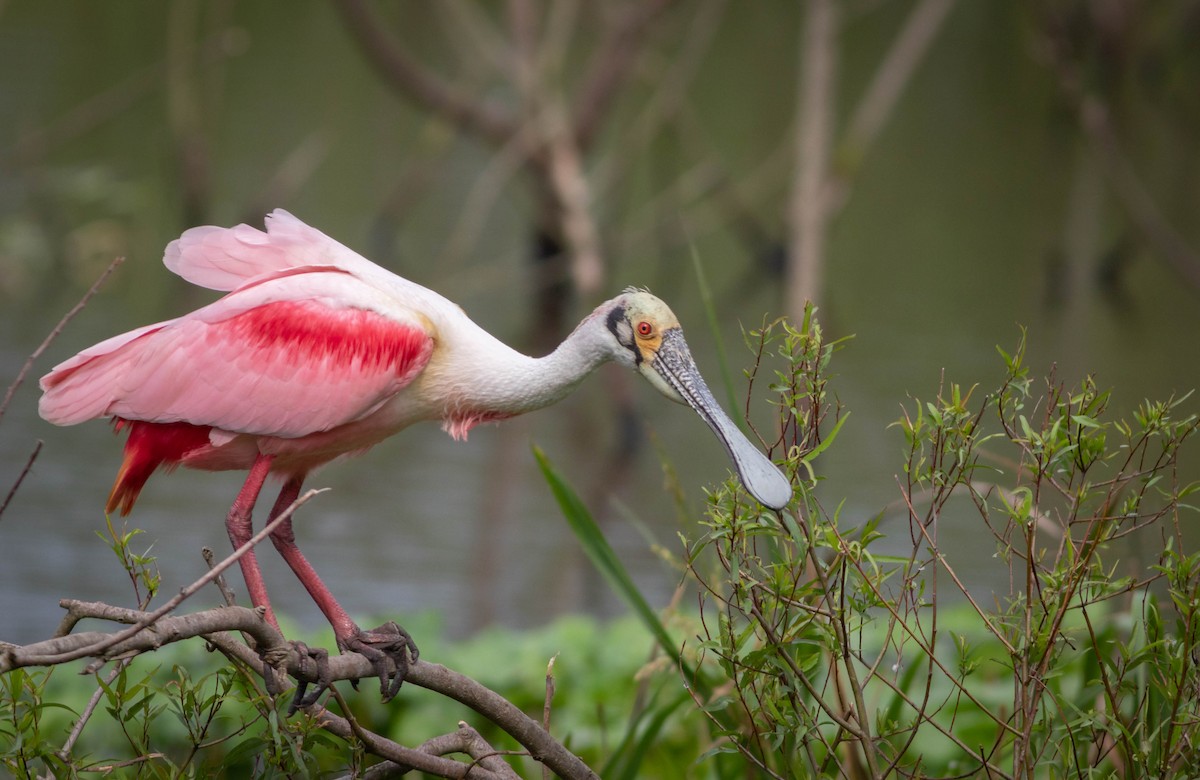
[637,321,653,337]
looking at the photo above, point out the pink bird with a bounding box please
[39,210,791,696]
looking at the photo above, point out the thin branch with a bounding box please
[330,0,517,146]
[36,488,326,666]
[315,685,515,780]
[1038,24,1200,291]
[2,603,282,671]
[0,255,124,423]
[1081,96,1200,290]
[200,546,240,609]
[542,653,558,780]
[56,658,133,763]
[842,0,956,163]
[0,440,41,521]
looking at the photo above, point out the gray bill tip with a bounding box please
[734,443,793,510]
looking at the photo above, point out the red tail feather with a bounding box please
[107,420,213,515]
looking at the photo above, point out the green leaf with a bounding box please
[533,447,701,690]
[689,241,741,424]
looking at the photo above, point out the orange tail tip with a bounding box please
[106,419,213,515]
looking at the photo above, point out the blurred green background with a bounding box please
[2,1,1198,646]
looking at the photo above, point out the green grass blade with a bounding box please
[602,688,692,780]
[688,242,743,426]
[533,446,682,668]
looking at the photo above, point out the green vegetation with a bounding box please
[548,309,1200,777]
[4,309,1199,778]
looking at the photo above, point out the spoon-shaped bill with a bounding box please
[652,329,792,510]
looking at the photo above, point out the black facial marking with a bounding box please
[606,303,641,364]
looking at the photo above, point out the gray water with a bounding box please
[3,2,1200,647]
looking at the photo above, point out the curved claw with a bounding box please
[341,621,419,702]
[288,641,332,714]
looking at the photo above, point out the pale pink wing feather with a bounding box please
[39,270,434,437]
[164,209,380,291]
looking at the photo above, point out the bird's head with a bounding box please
[597,289,793,511]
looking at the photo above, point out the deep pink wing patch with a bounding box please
[224,300,431,376]
[40,296,434,439]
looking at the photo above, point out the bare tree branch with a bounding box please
[3,598,599,780]
[1037,23,1200,292]
[536,103,605,296]
[56,657,133,763]
[842,0,956,161]
[830,0,957,211]
[572,0,679,151]
[1079,96,1200,290]
[0,255,124,423]
[787,0,838,316]
[334,714,523,780]
[314,686,517,780]
[330,0,517,146]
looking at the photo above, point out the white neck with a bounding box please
[427,310,615,423]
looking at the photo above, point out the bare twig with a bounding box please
[200,546,240,608]
[415,721,524,778]
[55,659,133,763]
[317,709,506,779]
[542,653,559,780]
[33,488,325,666]
[0,440,41,521]
[3,603,283,671]
[0,255,123,423]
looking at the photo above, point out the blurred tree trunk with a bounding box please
[786,0,837,319]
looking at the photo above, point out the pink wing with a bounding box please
[39,270,434,438]
[164,209,381,291]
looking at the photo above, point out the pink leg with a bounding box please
[225,454,279,629]
[266,475,418,701]
[266,476,357,642]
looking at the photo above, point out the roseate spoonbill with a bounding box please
[38,210,791,696]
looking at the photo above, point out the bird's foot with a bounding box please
[287,641,333,714]
[258,643,292,699]
[340,621,419,702]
